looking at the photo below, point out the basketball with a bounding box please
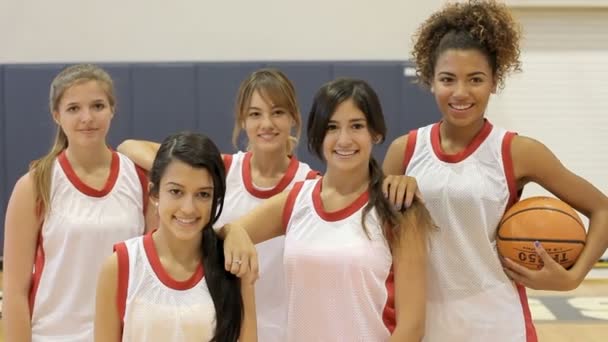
[497,196,587,270]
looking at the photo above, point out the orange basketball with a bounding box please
[497,196,586,270]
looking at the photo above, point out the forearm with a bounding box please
[390,323,424,342]
[3,296,33,342]
[220,221,280,245]
[572,210,608,280]
[116,140,155,171]
[239,283,257,342]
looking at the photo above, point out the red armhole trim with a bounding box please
[135,165,149,216]
[501,132,518,208]
[382,266,396,333]
[223,154,233,173]
[305,170,320,180]
[282,181,304,233]
[28,229,45,318]
[516,284,538,341]
[114,242,130,330]
[402,130,418,173]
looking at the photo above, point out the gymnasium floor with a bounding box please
[0,273,606,341]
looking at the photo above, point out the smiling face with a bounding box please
[52,80,114,148]
[322,99,376,174]
[431,49,497,128]
[243,90,294,154]
[155,159,215,242]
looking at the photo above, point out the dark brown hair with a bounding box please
[412,0,522,89]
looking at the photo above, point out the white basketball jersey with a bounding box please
[403,121,537,342]
[214,151,317,342]
[30,151,147,341]
[282,179,395,342]
[115,232,216,342]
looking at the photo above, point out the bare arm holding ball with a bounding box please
[502,135,608,290]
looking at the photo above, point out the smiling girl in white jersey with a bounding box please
[219,78,435,342]
[382,1,608,341]
[94,132,257,342]
[3,64,151,341]
[117,69,317,342]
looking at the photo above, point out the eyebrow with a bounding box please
[64,99,107,107]
[438,71,488,77]
[248,105,285,110]
[329,118,366,123]
[166,182,214,190]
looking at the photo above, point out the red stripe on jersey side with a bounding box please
[222,154,233,174]
[431,120,493,163]
[516,284,538,342]
[305,170,320,180]
[28,230,45,318]
[382,266,396,333]
[135,165,149,216]
[143,231,204,290]
[501,132,519,208]
[58,150,120,197]
[312,178,369,222]
[242,151,299,199]
[114,242,130,331]
[282,181,305,233]
[402,130,418,173]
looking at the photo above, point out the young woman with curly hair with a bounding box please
[382,1,608,341]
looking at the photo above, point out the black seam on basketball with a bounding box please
[499,206,585,230]
[496,236,586,245]
[511,247,577,253]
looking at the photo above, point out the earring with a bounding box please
[153,201,160,216]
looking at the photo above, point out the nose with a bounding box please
[79,108,93,122]
[336,127,353,147]
[180,195,196,214]
[453,81,469,99]
[260,113,274,129]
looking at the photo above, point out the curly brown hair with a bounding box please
[411,0,522,89]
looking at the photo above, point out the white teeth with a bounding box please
[335,151,356,156]
[450,104,473,110]
[175,217,197,224]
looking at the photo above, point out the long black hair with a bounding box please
[148,131,242,342]
[307,78,433,248]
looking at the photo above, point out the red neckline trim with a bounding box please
[312,179,369,221]
[242,151,299,199]
[143,231,204,290]
[58,150,119,197]
[430,120,493,163]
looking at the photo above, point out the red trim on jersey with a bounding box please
[135,165,149,215]
[143,231,204,290]
[58,150,120,197]
[282,181,305,233]
[312,178,369,221]
[501,132,519,207]
[242,151,299,199]
[402,130,418,173]
[501,132,533,338]
[114,242,130,330]
[516,284,538,341]
[431,120,493,163]
[28,230,45,318]
[305,169,320,180]
[222,154,233,173]
[382,266,396,333]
